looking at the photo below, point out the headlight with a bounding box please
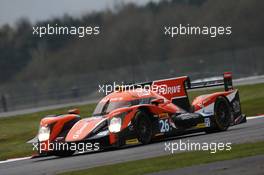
[108,117,122,133]
[38,126,50,142]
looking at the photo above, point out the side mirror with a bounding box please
[68,108,80,115]
[151,98,165,105]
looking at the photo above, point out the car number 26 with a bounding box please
[159,119,170,133]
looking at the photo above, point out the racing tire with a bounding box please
[205,96,231,133]
[135,111,153,144]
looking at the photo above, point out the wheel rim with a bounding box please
[216,102,230,127]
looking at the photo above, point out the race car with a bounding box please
[28,72,246,157]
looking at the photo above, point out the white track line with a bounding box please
[0,115,263,164]
[247,115,264,120]
[0,156,31,164]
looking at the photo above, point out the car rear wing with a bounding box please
[188,72,233,91]
[115,72,233,111]
[117,72,233,100]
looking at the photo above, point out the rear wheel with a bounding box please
[135,111,153,144]
[205,97,231,133]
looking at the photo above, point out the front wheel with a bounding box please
[205,97,231,133]
[134,111,153,144]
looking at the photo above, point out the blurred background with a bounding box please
[0,0,263,112]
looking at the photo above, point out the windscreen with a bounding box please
[93,101,130,116]
[92,97,154,116]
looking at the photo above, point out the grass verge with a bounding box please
[59,141,264,175]
[0,83,263,160]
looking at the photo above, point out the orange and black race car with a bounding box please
[28,72,246,157]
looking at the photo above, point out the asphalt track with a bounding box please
[149,155,264,175]
[0,116,263,175]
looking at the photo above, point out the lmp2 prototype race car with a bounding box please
[29,72,246,157]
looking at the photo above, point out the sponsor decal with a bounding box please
[204,118,211,127]
[159,119,170,133]
[125,138,139,145]
[196,123,206,128]
[73,121,89,139]
[153,77,187,100]
[159,85,181,95]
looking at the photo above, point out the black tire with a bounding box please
[205,96,231,133]
[134,111,153,144]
